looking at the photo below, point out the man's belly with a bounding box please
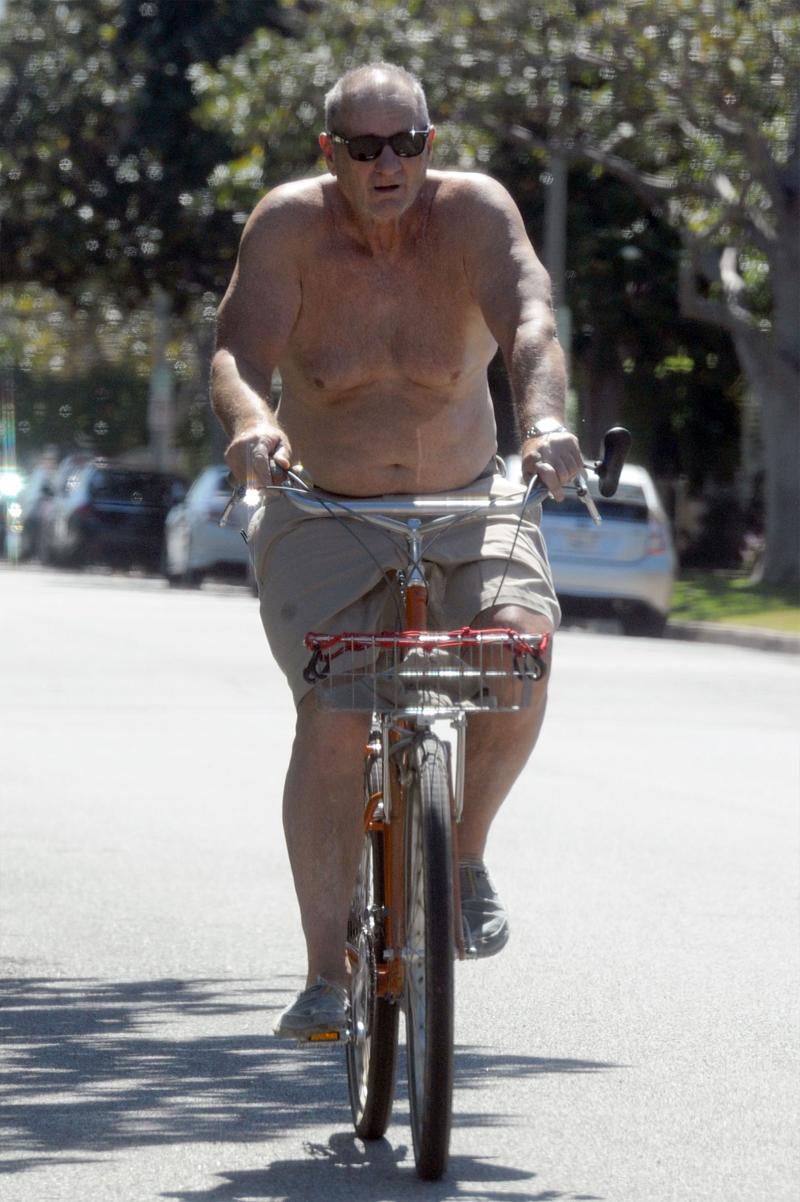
[279,382,499,495]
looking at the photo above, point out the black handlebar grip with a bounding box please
[596,427,632,497]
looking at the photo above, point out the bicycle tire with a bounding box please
[404,732,454,1180]
[346,755,400,1138]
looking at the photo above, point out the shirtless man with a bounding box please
[211,63,583,1039]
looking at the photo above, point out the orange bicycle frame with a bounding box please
[368,557,466,1003]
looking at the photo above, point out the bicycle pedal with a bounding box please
[303,1029,345,1044]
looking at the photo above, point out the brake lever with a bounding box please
[219,484,246,528]
[574,473,601,525]
[572,425,632,523]
[218,466,311,528]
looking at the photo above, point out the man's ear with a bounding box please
[319,131,336,173]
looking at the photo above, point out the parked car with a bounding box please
[8,462,56,560]
[538,463,676,636]
[36,452,95,563]
[44,460,186,571]
[1,466,25,558]
[163,464,259,587]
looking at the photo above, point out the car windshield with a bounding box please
[89,471,180,504]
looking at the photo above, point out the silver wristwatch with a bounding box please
[522,417,568,439]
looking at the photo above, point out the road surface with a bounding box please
[1,564,798,1201]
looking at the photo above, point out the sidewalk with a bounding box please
[666,619,800,655]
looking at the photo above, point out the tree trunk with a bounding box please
[733,330,800,587]
[579,352,626,461]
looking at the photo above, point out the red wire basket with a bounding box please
[303,627,549,714]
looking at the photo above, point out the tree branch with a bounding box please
[678,239,765,343]
[502,117,780,259]
[501,120,678,209]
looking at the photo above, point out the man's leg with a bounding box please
[459,604,552,860]
[282,694,370,991]
[453,604,552,958]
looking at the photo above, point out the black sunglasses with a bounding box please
[327,128,431,162]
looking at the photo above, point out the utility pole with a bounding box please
[543,143,576,430]
[148,288,175,471]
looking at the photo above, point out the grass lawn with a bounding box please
[671,573,800,633]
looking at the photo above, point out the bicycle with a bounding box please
[226,427,630,1179]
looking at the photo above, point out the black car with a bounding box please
[46,462,187,570]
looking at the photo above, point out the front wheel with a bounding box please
[404,732,455,1180]
[346,754,399,1138]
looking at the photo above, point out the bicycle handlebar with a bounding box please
[595,427,632,498]
[219,427,632,528]
[275,482,546,519]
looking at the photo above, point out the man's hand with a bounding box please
[521,430,583,501]
[225,424,293,488]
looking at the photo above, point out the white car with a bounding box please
[506,457,676,636]
[163,464,260,587]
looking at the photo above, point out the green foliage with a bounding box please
[0,0,286,310]
[2,0,797,579]
[561,170,743,485]
[671,573,800,632]
[11,363,150,462]
[571,0,799,320]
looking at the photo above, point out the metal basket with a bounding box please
[303,628,548,714]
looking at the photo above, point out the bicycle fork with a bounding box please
[367,716,469,1007]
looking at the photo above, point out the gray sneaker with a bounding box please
[459,861,510,959]
[273,977,350,1042]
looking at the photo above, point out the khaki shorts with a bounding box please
[248,471,561,706]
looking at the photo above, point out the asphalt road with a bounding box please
[1,564,798,1202]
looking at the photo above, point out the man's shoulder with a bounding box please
[428,171,526,256]
[244,175,330,238]
[429,169,515,212]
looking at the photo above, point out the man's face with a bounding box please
[321,83,434,225]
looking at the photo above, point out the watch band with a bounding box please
[522,419,568,439]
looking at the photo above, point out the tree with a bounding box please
[555,1,798,584]
[0,0,293,466]
[403,0,797,582]
[0,0,289,309]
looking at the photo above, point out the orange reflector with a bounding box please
[308,1031,341,1042]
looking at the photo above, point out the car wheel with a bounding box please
[177,533,202,587]
[620,606,667,638]
[161,544,182,588]
[68,540,88,570]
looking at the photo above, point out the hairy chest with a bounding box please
[288,237,494,393]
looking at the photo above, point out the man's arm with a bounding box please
[464,175,583,498]
[211,188,303,484]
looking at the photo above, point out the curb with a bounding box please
[666,620,800,656]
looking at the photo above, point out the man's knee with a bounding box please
[293,690,369,758]
[472,603,553,641]
[477,603,552,692]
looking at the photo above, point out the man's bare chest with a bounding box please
[288,242,491,392]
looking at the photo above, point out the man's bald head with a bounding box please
[324,63,430,133]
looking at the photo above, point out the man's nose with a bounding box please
[375,142,402,168]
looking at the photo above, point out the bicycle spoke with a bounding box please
[346,754,399,1138]
[404,733,454,1180]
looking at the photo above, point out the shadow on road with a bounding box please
[1,976,614,1199]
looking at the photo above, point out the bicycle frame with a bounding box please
[225,467,615,978]
[288,480,558,975]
